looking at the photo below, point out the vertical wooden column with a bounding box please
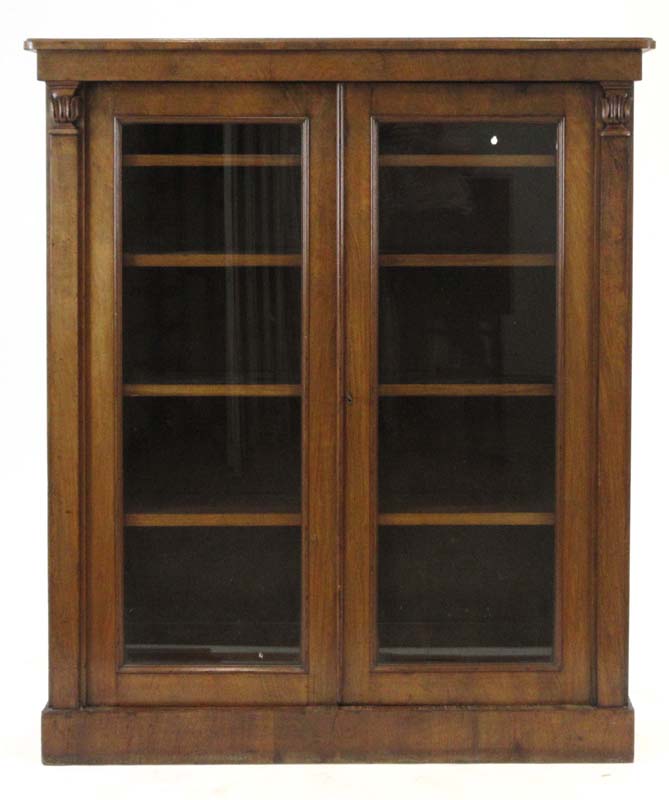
[596,81,634,707]
[46,81,83,708]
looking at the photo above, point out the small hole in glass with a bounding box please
[490,135,499,146]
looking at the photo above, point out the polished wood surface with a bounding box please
[379,154,555,167]
[34,38,647,763]
[596,82,634,707]
[123,154,300,167]
[379,253,555,267]
[32,52,646,83]
[379,384,555,397]
[343,82,594,706]
[25,37,655,51]
[125,513,302,527]
[86,82,339,708]
[379,512,556,526]
[26,39,653,83]
[124,252,300,267]
[46,82,84,709]
[123,384,301,397]
[42,704,634,764]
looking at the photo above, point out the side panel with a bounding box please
[596,82,634,707]
[46,82,84,709]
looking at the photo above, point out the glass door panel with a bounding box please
[376,121,559,665]
[121,122,304,666]
[124,526,301,665]
[378,525,555,663]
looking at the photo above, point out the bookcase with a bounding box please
[26,37,654,763]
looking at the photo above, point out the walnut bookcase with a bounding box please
[26,37,654,764]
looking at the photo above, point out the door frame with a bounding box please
[342,82,597,704]
[85,82,340,706]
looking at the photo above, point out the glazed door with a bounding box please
[86,83,339,705]
[343,84,597,704]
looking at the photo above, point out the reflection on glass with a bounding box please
[124,267,301,385]
[123,166,301,254]
[121,122,303,665]
[379,167,556,254]
[377,122,558,664]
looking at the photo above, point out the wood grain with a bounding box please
[32,50,645,84]
[379,253,555,267]
[124,513,301,527]
[33,43,647,764]
[379,383,555,397]
[123,384,301,397]
[46,81,83,709]
[86,82,339,707]
[42,704,635,764]
[343,84,375,705]
[304,86,340,704]
[123,154,300,167]
[343,82,596,706]
[379,154,555,167]
[379,512,555,526]
[596,82,634,707]
[25,38,656,52]
[124,252,300,267]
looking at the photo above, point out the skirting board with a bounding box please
[42,703,634,764]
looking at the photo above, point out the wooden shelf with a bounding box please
[124,154,301,167]
[379,383,555,397]
[124,384,301,397]
[124,253,301,268]
[379,154,555,168]
[125,512,301,527]
[379,512,555,526]
[379,253,555,267]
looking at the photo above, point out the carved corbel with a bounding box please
[600,82,633,137]
[48,82,81,134]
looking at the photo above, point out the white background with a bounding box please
[1,1,667,796]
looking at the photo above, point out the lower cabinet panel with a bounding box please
[42,704,634,764]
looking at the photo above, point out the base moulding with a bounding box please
[42,702,634,764]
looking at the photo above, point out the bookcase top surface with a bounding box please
[25,38,655,52]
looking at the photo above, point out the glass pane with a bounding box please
[123,166,301,253]
[124,397,301,514]
[380,267,555,384]
[124,267,301,385]
[379,397,555,513]
[124,527,301,665]
[379,167,556,254]
[121,122,303,665]
[123,123,302,155]
[377,121,558,664]
[378,526,554,663]
[379,122,557,155]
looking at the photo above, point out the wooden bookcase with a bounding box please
[26,37,654,764]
